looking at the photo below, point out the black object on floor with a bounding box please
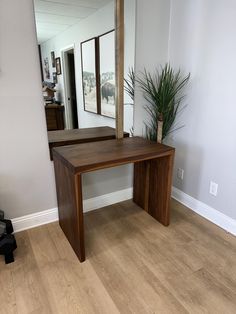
[0,219,13,234]
[0,209,4,220]
[0,209,17,264]
[0,221,5,235]
[0,234,17,264]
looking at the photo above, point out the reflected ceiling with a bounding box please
[34,0,112,43]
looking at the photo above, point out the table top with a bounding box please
[48,126,129,144]
[53,136,175,174]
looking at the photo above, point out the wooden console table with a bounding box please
[48,126,129,160]
[53,137,175,262]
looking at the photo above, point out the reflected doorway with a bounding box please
[62,47,78,129]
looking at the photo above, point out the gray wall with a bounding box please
[0,0,57,219]
[134,0,171,136]
[134,0,236,220]
[168,0,236,220]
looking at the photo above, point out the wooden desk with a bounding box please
[53,137,175,262]
[48,126,129,160]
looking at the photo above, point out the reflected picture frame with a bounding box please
[81,30,115,117]
[55,57,62,75]
[99,30,115,119]
[51,51,55,67]
[81,38,99,114]
[53,72,57,84]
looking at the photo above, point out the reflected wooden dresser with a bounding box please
[48,126,129,160]
[45,104,64,131]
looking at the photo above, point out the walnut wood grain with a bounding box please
[133,160,150,212]
[53,137,175,262]
[134,154,174,226]
[45,105,64,131]
[53,157,85,261]
[148,154,174,225]
[48,126,129,160]
[52,137,174,174]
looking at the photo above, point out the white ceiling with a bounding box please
[34,0,112,44]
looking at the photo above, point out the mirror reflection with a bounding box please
[33,0,136,134]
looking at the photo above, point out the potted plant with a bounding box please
[137,64,190,143]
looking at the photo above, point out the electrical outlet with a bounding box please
[209,181,218,196]
[177,168,184,180]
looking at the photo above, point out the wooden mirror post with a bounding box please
[115,0,124,139]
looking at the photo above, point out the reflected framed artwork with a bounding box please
[81,38,98,114]
[99,30,115,118]
[51,51,55,67]
[55,57,61,75]
[53,72,57,84]
[44,57,50,80]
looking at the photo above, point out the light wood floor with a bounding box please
[0,199,236,314]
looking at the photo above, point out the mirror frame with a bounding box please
[115,0,124,139]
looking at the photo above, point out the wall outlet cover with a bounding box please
[177,168,184,180]
[209,181,218,196]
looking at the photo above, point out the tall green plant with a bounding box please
[137,64,190,142]
[124,67,135,102]
[124,68,135,136]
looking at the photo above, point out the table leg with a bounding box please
[54,157,85,262]
[133,153,174,226]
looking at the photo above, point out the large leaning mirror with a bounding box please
[33,0,136,137]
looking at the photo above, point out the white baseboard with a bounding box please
[12,188,133,233]
[172,186,236,236]
[83,188,133,213]
[12,208,59,233]
[12,186,236,237]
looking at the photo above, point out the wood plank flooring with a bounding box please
[0,199,236,314]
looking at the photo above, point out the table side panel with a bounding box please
[53,156,85,261]
[133,161,150,212]
[133,151,175,226]
[148,152,175,226]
